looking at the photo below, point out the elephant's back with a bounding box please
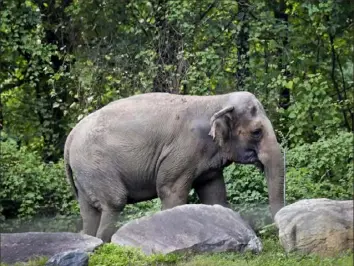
[66,92,224,148]
[68,93,173,140]
[65,93,181,179]
[103,92,191,117]
[66,92,224,165]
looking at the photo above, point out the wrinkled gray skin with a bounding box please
[64,92,284,243]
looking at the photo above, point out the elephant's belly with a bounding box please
[124,176,158,204]
[126,193,158,204]
[126,189,158,204]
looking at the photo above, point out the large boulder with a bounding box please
[112,204,262,255]
[0,232,102,264]
[274,198,353,256]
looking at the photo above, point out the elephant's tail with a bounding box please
[64,133,78,199]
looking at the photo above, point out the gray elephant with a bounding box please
[64,91,284,242]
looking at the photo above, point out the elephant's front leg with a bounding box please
[157,176,192,210]
[194,172,229,207]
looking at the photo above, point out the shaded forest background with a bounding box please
[0,0,353,227]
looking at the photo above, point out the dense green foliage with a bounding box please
[285,131,353,202]
[225,131,353,204]
[0,0,353,222]
[217,130,352,227]
[0,133,78,220]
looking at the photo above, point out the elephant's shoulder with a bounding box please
[189,119,215,145]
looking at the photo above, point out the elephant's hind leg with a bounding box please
[94,178,127,242]
[78,196,101,237]
[96,207,123,243]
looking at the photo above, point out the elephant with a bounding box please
[64,91,285,242]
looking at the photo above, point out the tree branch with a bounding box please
[201,12,238,50]
[189,1,219,40]
[329,33,351,131]
[198,1,217,23]
[335,48,353,130]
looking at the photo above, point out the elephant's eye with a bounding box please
[251,128,262,138]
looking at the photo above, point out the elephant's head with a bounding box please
[209,92,284,217]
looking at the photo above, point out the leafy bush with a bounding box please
[117,199,161,227]
[286,130,353,202]
[279,73,344,146]
[0,135,78,220]
[224,164,268,206]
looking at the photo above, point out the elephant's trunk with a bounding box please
[257,120,285,218]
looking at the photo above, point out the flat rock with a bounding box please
[45,250,88,266]
[112,204,262,255]
[274,198,353,256]
[0,232,102,264]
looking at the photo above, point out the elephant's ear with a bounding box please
[209,106,234,149]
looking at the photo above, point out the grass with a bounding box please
[88,237,353,266]
[88,243,180,266]
[178,238,353,266]
[1,237,352,266]
[0,257,48,266]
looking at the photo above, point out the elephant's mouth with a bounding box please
[236,149,264,170]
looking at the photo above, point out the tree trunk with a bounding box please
[152,0,183,94]
[329,33,351,131]
[0,96,3,131]
[273,0,291,110]
[235,0,250,90]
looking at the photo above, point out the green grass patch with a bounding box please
[0,256,48,266]
[179,238,353,266]
[88,237,353,266]
[1,238,352,266]
[89,243,181,266]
